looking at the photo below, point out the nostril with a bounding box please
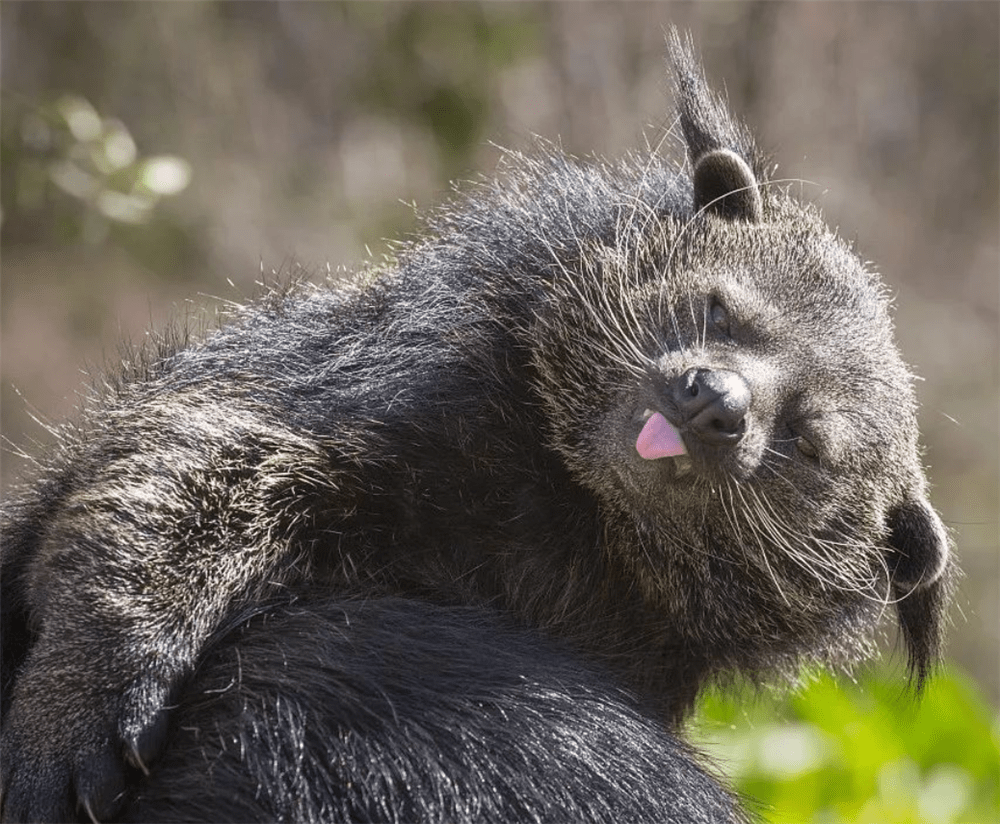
[694,406,745,440]
[671,368,752,445]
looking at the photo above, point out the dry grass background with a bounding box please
[2,2,996,704]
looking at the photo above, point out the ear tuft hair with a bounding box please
[667,28,768,212]
[886,496,955,693]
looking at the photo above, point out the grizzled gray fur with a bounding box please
[1,32,952,822]
[116,595,750,823]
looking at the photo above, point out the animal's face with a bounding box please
[628,214,912,504]
[530,147,951,685]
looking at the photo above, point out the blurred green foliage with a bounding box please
[691,666,1000,824]
[0,93,200,277]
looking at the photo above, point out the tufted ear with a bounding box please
[668,27,767,222]
[693,149,763,222]
[885,496,953,692]
[886,496,950,591]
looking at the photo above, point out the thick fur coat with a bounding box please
[118,595,749,823]
[1,33,951,822]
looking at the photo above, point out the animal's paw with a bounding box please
[1,664,173,823]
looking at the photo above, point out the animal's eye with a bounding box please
[709,298,730,336]
[796,435,819,459]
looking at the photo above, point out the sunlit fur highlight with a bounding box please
[0,32,952,822]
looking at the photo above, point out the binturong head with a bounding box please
[529,29,954,697]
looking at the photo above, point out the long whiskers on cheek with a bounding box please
[721,479,790,607]
[739,480,892,607]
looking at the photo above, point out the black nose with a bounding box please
[672,368,751,444]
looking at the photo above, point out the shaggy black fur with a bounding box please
[1,32,952,822]
[117,595,750,823]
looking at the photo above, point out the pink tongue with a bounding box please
[636,412,687,460]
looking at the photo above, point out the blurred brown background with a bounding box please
[2,2,997,705]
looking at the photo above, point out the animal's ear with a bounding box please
[885,495,953,693]
[693,149,763,222]
[667,28,766,223]
[886,496,950,592]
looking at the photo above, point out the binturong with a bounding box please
[0,30,954,822]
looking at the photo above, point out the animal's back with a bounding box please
[0,31,952,824]
[119,595,750,824]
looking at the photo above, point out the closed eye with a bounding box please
[795,435,819,460]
